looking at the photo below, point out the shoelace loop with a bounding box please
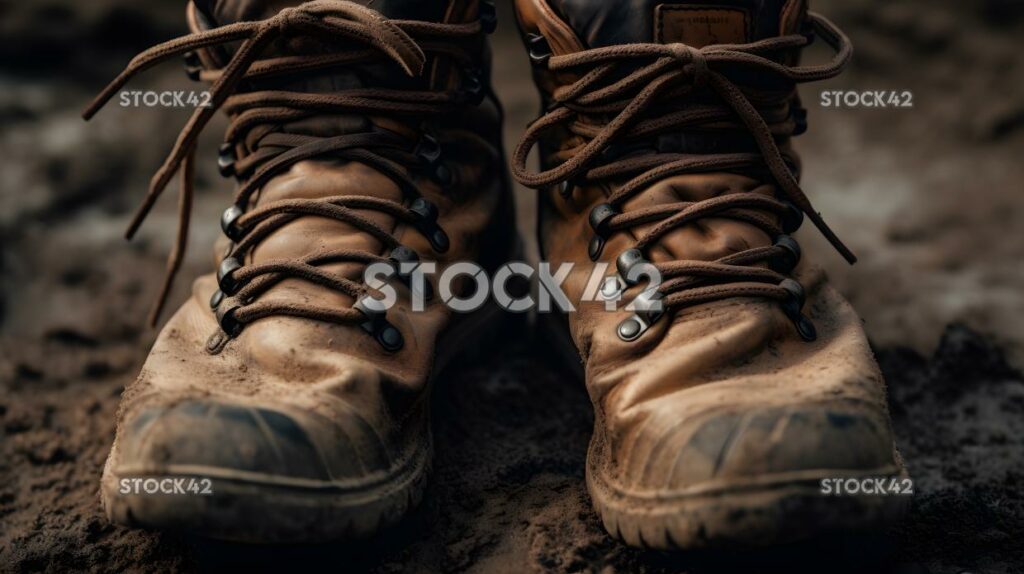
[84,0,488,347]
[512,13,854,342]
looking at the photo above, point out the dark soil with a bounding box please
[2,0,1023,572]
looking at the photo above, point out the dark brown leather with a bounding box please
[539,0,792,47]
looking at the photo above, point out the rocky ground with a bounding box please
[1,0,1023,572]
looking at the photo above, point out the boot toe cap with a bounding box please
[633,404,899,491]
[116,400,331,481]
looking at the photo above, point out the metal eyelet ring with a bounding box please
[616,290,665,342]
[615,248,648,286]
[557,179,574,198]
[617,308,663,342]
[461,69,485,106]
[770,234,802,273]
[599,275,625,300]
[526,33,551,66]
[409,198,450,253]
[217,143,236,178]
[779,278,817,342]
[414,134,452,186]
[220,205,244,241]
[217,257,243,295]
[183,51,202,81]
[353,298,404,352]
[779,278,805,304]
[389,246,433,300]
[479,1,497,34]
[414,134,442,165]
[216,302,244,338]
[588,203,620,261]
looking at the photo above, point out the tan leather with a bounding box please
[99,0,515,542]
[514,0,905,549]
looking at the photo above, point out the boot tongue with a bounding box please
[191,0,457,138]
[197,0,450,25]
[550,0,802,48]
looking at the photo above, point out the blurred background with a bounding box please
[1,0,1022,571]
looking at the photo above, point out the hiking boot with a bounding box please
[86,0,514,543]
[512,0,907,549]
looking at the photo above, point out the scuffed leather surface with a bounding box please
[110,0,516,484]
[514,0,901,497]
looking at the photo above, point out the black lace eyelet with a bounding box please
[217,143,236,177]
[616,288,664,342]
[354,298,404,352]
[220,205,244,241]
[389,246,433,300]
[779,278,817,342]
[415,134,442,165]
[527,33,551,66]
[216,302,244,338]
[588,237,605,261]
[479,1,497,34]
[409,198,450,253]
[557,179,574,198]
[617,310,662,342]
[588,203,619,261]
[414,134,452,185]
[770,234,802,273]
[183,51,202,81]
[780,278,805,307]
[616,248,648,286]
[461,69,485,106]
[217,257,243,295]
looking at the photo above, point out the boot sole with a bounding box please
[587,459,910,550]
[101,437,431,544]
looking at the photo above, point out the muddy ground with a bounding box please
[1,0,1023,572]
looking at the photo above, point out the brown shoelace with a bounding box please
[84,1,487,348]
[511,12,854,341]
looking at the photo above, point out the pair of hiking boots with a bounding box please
[86,0,907,550]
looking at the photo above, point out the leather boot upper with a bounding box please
[512,0,901,496]
[89,0,514,484]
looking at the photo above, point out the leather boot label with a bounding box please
[654,5,750,47]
